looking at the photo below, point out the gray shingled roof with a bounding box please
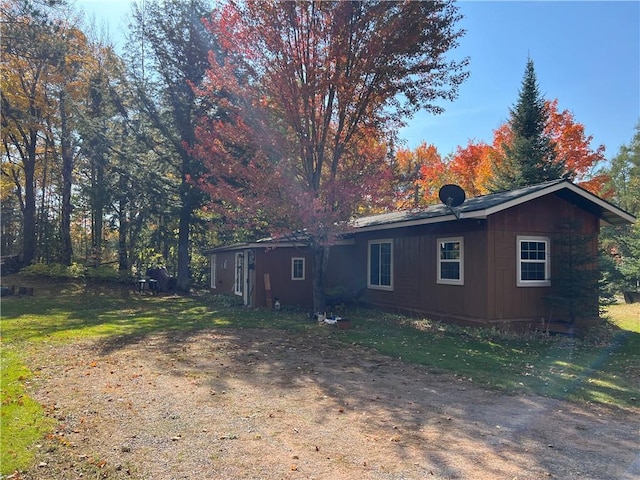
[206,180,635,253]
[352,179,635,230]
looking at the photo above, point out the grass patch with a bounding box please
[1,276,638,475]
[1,348,55,475]
[342,304,640,407]
[1,281,315,475]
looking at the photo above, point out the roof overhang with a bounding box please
[459,181,636,225]
[352,213,461,233]
[204,181,635,253]
[204,238,355,254]
[352,180,635,232]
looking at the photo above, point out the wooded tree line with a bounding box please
[2,0,638,302]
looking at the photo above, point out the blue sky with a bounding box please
[399,1,640,159]
[77,0,639,160]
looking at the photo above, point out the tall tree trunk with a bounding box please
[59,91,73,266]
[91,161,105,267]
[129,209,144,274]
[118,207,129,271]
[311,243,330,314]
[22,130,37,266]
[37,141,50,260]
[175,188,192,293]
[117,175,129,271]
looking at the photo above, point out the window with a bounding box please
[291,257,305,280]
[234,252,244,296]
[517,236,550,287]
[210,254,217,289]
[437,237,464,285]
[368,240,393,290]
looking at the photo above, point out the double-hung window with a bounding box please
[517,236,550,287]
[368,240,393,290]
[437,237,464,285]
[291,257,305,280]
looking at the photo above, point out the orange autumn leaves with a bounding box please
[394,143,444,208]
[394,99,608,209]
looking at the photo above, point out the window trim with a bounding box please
[367,239,394,291]
[291,257,305,280]
[517,235,551,287]
[234,252,244,296]
[437,236,464,285]
[210,254,217,289]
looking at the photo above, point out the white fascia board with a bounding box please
[563,183,636,224]
[461,182,635,225]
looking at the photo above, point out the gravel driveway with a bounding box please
[18,327,640,479]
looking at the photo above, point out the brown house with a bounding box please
[207,180,635,328]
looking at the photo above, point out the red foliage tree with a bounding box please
[448,141,494,198]
[394,143,446,209]
[447,100,608,197]
[545,99,608,194]
[193,0,468,312]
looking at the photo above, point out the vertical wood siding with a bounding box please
[210,191,602,326]
[487,194,599,323]
[355,192,600,325]
[210,251,240,298]
[255,248,313,308]
[357,220,489,323]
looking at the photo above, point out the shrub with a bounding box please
[21,262,80,279]
[20,262,135,284]
[207,294,244,307]
[85,265,117,280]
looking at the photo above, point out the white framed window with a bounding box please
[517,235,550,287]
[437,237,464,285]
[291,257,305,280]
[210,254,217,289]
[368,239,393,290]
[234,252,244,296]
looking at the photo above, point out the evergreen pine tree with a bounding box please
[125,0,217,292]
[600,123,640,296]
[550,220,600,324]
[490,58,566,192]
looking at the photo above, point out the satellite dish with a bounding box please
[439,184,466,208]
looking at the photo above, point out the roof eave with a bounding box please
[353,213,460,232]
[351,180,635,232]
[204,238,355,254]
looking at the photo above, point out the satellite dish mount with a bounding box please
[438,184,466,220]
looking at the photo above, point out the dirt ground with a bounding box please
[16,326,640,480]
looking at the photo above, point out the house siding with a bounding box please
[208,184,618,328]
[255,247,313,308]
[354,219,489,324]
[486,193,600,324]
[211,251,241,297]
[210,244,359,309]
[354,192,601,326]
[323,245,364,300]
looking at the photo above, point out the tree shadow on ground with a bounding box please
[93,324,640,480]
[4,281,639,479]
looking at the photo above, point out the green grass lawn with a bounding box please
[1,278,639,475]
[342,305,639,406]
